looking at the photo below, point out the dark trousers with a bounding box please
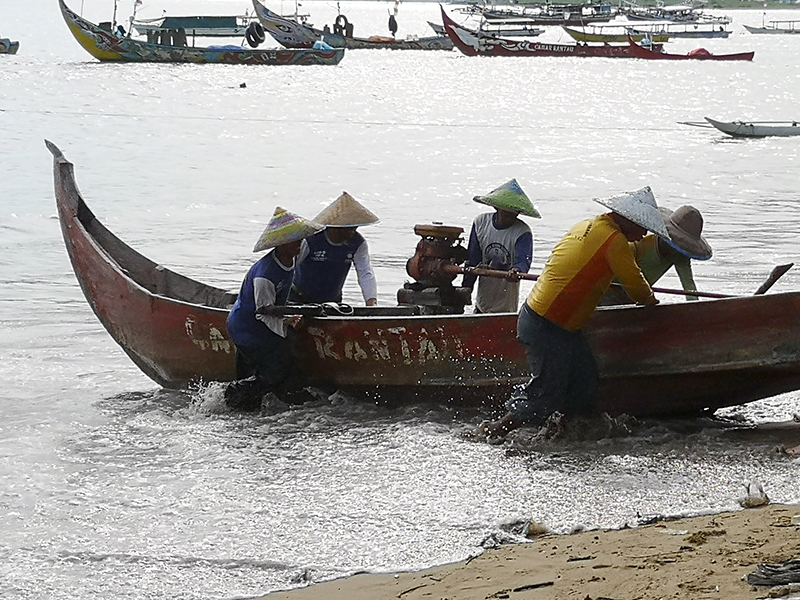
[506,304,599,424]
[226,331,304,411]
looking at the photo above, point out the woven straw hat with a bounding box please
[473,179,541,218]
[593,186,671,240]
[659,205,712,260]
[313,192,380,228]
[252,207,324,252]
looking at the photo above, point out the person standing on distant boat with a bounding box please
[462,179,540,313]
[290,192,380,307]
[601,205,712,304]
[477,187,667,443]
[225,207,324,411]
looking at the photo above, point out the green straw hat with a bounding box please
[252,206,324,252]
[473,179,541,218]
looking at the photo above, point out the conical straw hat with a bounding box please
[473,179,541,218]
[593,186,671,240]
[252,206,324,252]
[313,192,380,227]
[659,205,712,260]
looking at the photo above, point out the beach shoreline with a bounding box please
[261,503,800,600]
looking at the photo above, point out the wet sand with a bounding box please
[261,503,800,600]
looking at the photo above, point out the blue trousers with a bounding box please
[506,304,599,424]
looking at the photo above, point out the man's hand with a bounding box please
[286,315,304,329]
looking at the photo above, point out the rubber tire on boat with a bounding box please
[245,22,266,48]
[333,14,349,37]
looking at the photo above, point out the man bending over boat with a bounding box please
[478,187,668,443]
[602,205,712,304]
[290,192,380,307]
[225,207,324,411]
[462,179,539,313]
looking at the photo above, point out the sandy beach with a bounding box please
[262,503,800,600]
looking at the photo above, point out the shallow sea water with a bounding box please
[1,1,800,598]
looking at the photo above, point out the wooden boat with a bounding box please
[623,4,731,25]
[627,21,730,39]
[562,25,670,44]
[0,37,19,54]
[705,117,800,138]
[429,20,544,39]
[464,3,616,26]
[48,139,800,417]
[442,8,660,58]
[130,15,255,40]
[626,39,754,61]
[252,0,453,51]
[58,0,344,65]
[743,21,800,35]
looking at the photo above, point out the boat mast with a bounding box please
[112,0,118,30]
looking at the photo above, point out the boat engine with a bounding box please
[398,224,472,313]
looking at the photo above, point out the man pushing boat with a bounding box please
[224,207,323,411]
[478,186,669,443]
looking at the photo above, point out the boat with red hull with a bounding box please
[441,8,753,61]
[440,7,650,58]
[49,140,800,417]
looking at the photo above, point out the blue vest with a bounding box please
[291,230,364,303]
[226,252,293,348]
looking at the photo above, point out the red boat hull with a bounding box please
[49,141,800,417]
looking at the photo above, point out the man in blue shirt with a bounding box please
[462,179,540,313]
[225,207,323,411]
[290,192,380,307]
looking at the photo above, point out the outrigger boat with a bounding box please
[58,0,344,65]
[704,117,800,138]
[562,25,670,44]
[49,140,800,418]
[252,0,453,51]
[743,20,800,34]
[441,8,659,57]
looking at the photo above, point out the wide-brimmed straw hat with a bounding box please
[659,205,712,260]
[252,206,324,252]
[473,179,541,218]
[593,186,671,240]
[313,192,380,228]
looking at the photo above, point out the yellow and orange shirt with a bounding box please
[526,214,655,332]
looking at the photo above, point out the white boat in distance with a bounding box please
[743,20,800,34]
[705,117,800,138]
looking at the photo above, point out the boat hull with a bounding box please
[626,42,754,61]
[49,141,800,417]
[253,0,452,51]
[59,0,344,65]
[441,8,644,58]
[705,117,800,138]
[562,26,670,44]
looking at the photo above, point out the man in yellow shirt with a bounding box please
[479,186,670,443]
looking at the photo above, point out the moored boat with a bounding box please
[441,8,660,58]
[130,15,256,41]
[0,37,19,54]
[58,0,344,65]
[627,21,730,39]
[562,25,670,43]
[743,20,800,34]
[49,140,800,418]
[253,0,453,51]
[705,117,800,138]
[626,39,754,61]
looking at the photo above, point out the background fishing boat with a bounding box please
[627,20,731,38]
[743,20,800,34]
[59,0,344,65]
[253,0,453,50]
[704,117,800,138]
[50,140,800,418]
[562,25,671,44]
[130,14,257,43]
